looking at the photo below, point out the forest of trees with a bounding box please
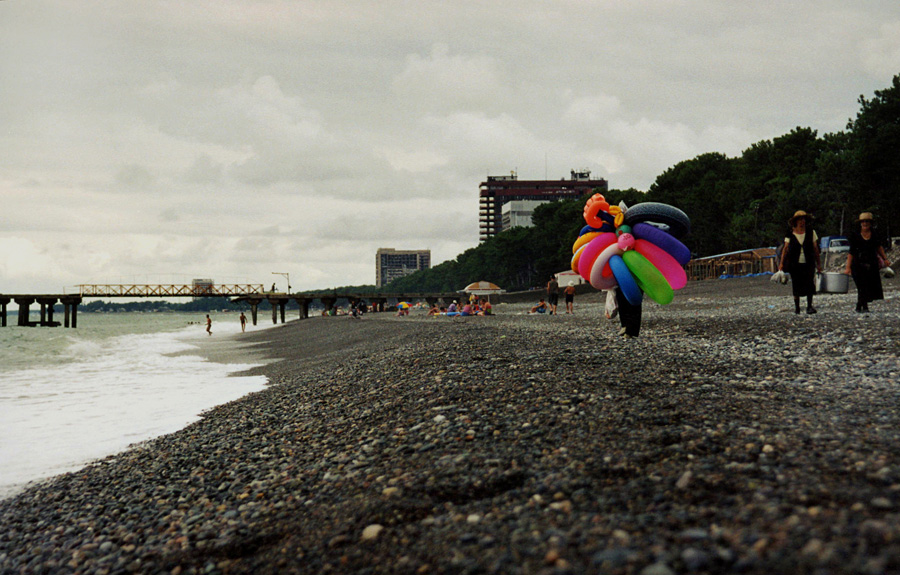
[79,297,263,313]
[387,74,900,293]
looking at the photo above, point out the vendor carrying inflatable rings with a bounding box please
[571,194,691,338]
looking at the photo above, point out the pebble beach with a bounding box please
[2,276,900,575]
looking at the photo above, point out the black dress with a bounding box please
[848,231,884,304]
[784,232,817,298]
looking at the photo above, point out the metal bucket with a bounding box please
[817,272,849,294]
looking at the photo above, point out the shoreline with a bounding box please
[2,275,899,574]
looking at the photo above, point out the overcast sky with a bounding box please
[2,1,899,295]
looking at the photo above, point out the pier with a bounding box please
[233,291,463,326]
[1,284,463,328]
[0,295,84,328]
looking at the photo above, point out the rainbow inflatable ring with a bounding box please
[572,194,691,306]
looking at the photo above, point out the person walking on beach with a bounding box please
[239,312,247,332]
[615,287,642,338]
[205,314,212,336]
[778,210,822,314]
[564,281,576,314]
[845,212,890,313]
[546,275,559,315]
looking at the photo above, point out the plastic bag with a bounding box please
[771,270,789,284]
[604,289,618,319]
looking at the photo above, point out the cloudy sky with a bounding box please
[2,1,899,295]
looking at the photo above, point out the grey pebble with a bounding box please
[1,276,899,574]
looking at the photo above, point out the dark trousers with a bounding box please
[615,288,642,337]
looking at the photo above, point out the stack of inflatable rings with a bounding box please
[572,199,690,306]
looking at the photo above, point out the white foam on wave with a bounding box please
[0,318,270,499]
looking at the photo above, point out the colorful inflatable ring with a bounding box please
[634,239,687,290]
[589,243,623,290]
[632,223,691,265]
[622,250,674,305]
[609,254,642,306]
[623,202,691,239]
[571,244,586,273]
[584,196,610,228]
[573,232,602,253]
[577,233,616,279]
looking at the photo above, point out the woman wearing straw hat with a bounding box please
[778,210,823,314]
[844,212,890,313]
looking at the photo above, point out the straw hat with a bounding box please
[789,210,813,226]
[858,212,874,222]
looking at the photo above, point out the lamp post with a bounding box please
[272,272,291,294]
[750,199,762,247]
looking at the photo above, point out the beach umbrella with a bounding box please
[397,302,411,309]
[461,281,504,295]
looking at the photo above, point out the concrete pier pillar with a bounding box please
[60,296,82,328]
[14,297,34,326]
[320,297,336,315]
[36,297,58,326]
[246,298,262,326]
[294,298,309,319]
[0,296,9,327]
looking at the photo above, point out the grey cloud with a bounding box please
[3,0,898,292]
[184,154,224,184]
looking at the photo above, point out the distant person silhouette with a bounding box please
[239,312,247,332]
[206,314,212,336]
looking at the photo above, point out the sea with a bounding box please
[0,311,270,500]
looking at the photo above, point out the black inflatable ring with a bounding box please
[623,202,691,239]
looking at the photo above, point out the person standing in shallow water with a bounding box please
[239,312,247,332]
[779,210,822,314]
[206,314,212,336]
[845,212,890,313]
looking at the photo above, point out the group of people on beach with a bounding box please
[529,273,643,338]
[204,312,249,335]
[778,210,891,314]
[530,276,577,315]
[429,296,493,317]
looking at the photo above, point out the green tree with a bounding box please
[848,73,900,238]
[647,152,736,256]
[373,75,900,291]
